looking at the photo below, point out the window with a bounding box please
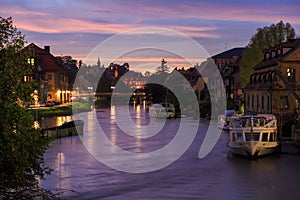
[232,133,236,142]
[267,95,270,111]
[262,95,264,109]
[24,75,32,82]
[262,132,269,142]
[247,95,250,107]
[245,133,260,141]
[47,74,52,80]
[269,133,275,142]
[287,68,296,82]
[280,96,289,109]
[253,133,260,141]
[257,94,259,110]
[27,58,34,66]
[252,94,254,108]
[236,132,244,142]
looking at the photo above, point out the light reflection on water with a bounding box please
[41,105,300,200]
[38,115,73,129]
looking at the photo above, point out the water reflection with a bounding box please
[42,106,300,200]
[38,115,73,129]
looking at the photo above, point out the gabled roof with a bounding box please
[253,38,300,70]
[24,43,60,72]
[211,47,244,59]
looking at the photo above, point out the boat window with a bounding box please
[245,133,260,141]
[245,133,251,141]
[269,133,275,142]
[236,132,244,142]
[253,133,260,141]
[262,132,268,141]
[232,133,236,142]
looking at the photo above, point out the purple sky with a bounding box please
[1,0,300,72]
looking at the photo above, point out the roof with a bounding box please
[24,43,60,72]
[253,38,300,70]
[211,47,244,59]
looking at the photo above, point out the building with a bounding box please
[211,47,244,104]
[24,43,73,103]
[244,38,300,135]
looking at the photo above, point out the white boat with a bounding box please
[149,103,175,118]
[228,114,279,158]
[217,110,236,130]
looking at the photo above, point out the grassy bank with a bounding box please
[31,102,92,117]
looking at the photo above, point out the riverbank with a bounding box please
[29,102,92,118]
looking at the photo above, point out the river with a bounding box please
[40,105,300,200]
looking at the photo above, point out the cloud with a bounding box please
[2,0,299,73]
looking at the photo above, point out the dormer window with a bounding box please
[271,72,276,81]
[256,75,259,82]
[262,73,266,82]
[272,51,276,58]
[265,53,270,59]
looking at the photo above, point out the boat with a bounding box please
[217,110,236,130]
[149,103,175,118]
[228,114,279,158]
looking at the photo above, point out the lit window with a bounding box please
[27,58,35,66]
[287,68,296,82]
[24,75,32,82]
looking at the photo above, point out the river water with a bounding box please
[41,105,300,200]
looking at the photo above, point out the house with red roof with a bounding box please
[24,43,72,103]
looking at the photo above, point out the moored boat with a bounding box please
[217,110,240,130]
[228,114,278,158]
[149,103,175,119]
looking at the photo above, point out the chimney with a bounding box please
[44,46,50,53]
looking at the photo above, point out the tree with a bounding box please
[156,58,170,74]
[240,21,296,87]
[0,17,53,199]
[144,71,151,78]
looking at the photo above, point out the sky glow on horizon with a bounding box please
[1,0,300,73]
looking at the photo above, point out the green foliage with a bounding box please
[0,17,55,199]
[95,96,111,108]
[36,102,92,117]
[240,21,296,87]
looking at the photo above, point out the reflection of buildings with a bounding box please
[211,47,244,104]
[23,43,77,103]
[244,38,300,135]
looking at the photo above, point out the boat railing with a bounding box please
[230,117,277,129]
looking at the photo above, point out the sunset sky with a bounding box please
[1,0,300,73]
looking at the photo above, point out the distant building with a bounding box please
[121,71,146,90]
[211,47,244,105]
[23,43,74,103]
[244,38,300,135]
